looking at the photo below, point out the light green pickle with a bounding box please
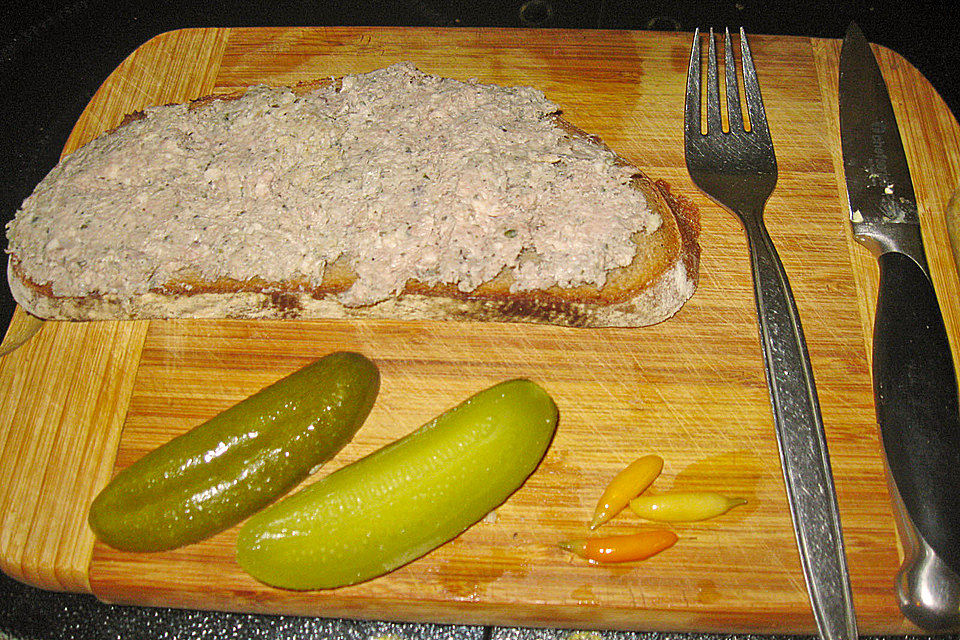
[236,378,559,590]
[88,351,380,552]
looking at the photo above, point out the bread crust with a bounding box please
[8,78,700,328]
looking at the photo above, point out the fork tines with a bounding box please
[685,27,771,142]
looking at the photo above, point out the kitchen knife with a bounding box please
[839,22,960,630]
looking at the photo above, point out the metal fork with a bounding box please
[684,28,858,640]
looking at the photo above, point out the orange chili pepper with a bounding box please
[559,529,678,564]
[590,454,663,529]
[629,491,747,522]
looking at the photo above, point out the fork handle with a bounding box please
[741,214,858,640]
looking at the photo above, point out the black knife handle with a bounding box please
[874,251,960,575]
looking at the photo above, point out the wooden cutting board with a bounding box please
[2,26,960,634]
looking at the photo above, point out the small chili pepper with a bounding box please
[629,491,747,522]
[559,529,678,564]
[590,454,663,529]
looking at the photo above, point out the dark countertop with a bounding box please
[2,1,958,638]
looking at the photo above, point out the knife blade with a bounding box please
[839,22,960,630]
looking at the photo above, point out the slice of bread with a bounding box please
[6,64,699,328]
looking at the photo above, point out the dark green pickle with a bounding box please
[88,351,380,552]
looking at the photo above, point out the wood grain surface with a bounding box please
[2,26,960,634]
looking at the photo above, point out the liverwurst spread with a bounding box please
[6,63,661,305]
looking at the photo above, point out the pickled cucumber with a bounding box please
[89,351,380,552]
[236,378,558,590]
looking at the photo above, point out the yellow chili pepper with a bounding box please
[629,491,747,522]
[590,454,663,529]
[559,530,678,564]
